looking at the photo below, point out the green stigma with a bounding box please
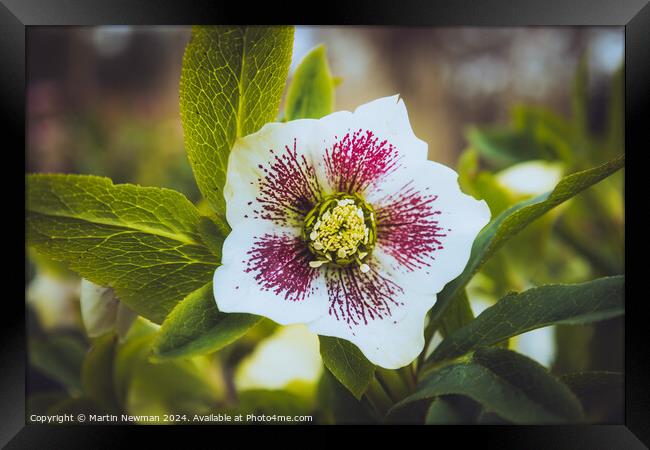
[302,193,376,271]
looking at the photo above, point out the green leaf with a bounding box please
[397,348,583,424]
[26,174,219,323]
[560,371,623,404]
[285,45,335,120]
[439,289,474,338]
[113,321,222,419]
[319,336,375,400]
[425,395,483,424]
[198,216,227,258]
[29,334,87,394]
[152,282,262,360]
[467,126,553,169]
[81,334,122,414]
[317,368,375,424]
[429,155,624,327]
[425,397,465,424]
[561,371,623,422]
[180,25,294,221]
[428,276,624,364]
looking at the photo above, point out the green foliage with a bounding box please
[180,26,294,222]
[26,174,220,323]
[81,334,122,414]
[285,45,336,120]
[398,348,584,424]
[467,126,555,169]
[560,371,623,422]
[425,397,466,424]
[438,289,475,338]
[317,369,376,424]
[429,155,624,326]
[24,31,624,425]
[222,390,313,422]
[113,320,222,420]
[428,276,624,364]
[29,334,87,395]
[319,336,375,400]
[152,282,262,360]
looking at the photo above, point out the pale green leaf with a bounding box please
[26,174,219,323]
[285,45,335,120]
[180,25,294,221]
[429,155,624,326]
[428,276,624,364]
[396,348,583,424]
[152,282,262,360]
[81,334,122,414]
[319,336,375,400]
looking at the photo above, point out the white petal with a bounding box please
[213,220,328,325]
[225,119,324,229]
[307,95,428,195]
[307,265,435,369]
[80,278,119,337]
[372,160,490,295]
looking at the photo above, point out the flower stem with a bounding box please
[364,378,393,419]
[376,367,414,402]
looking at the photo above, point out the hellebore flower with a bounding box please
[213,96,490,369]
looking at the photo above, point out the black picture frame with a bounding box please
[5,0,647,446]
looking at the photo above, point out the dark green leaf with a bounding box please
[429,276,624,364]
[397,348,583,424]
[319,336,375,400]
[561,371,623,423]
[285,45,335,120]
[560,371,623,403]
[425,395,483,424]
[152,282,262,360]
[29,334,86,394]
[26,174,219,323]
[429,155,624,327]
[180,26,294,221]
[198,215,228,259]
[439,289,474,338]
[317,368,376,424]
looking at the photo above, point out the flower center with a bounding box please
[303,193,376,271]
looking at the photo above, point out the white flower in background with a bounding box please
[235,325,322,393]
[80,279,137,341]
[213,96,490,369]
[26,272,80,330]
[496,160,563,197]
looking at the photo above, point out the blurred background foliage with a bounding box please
[26,26,623,423]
